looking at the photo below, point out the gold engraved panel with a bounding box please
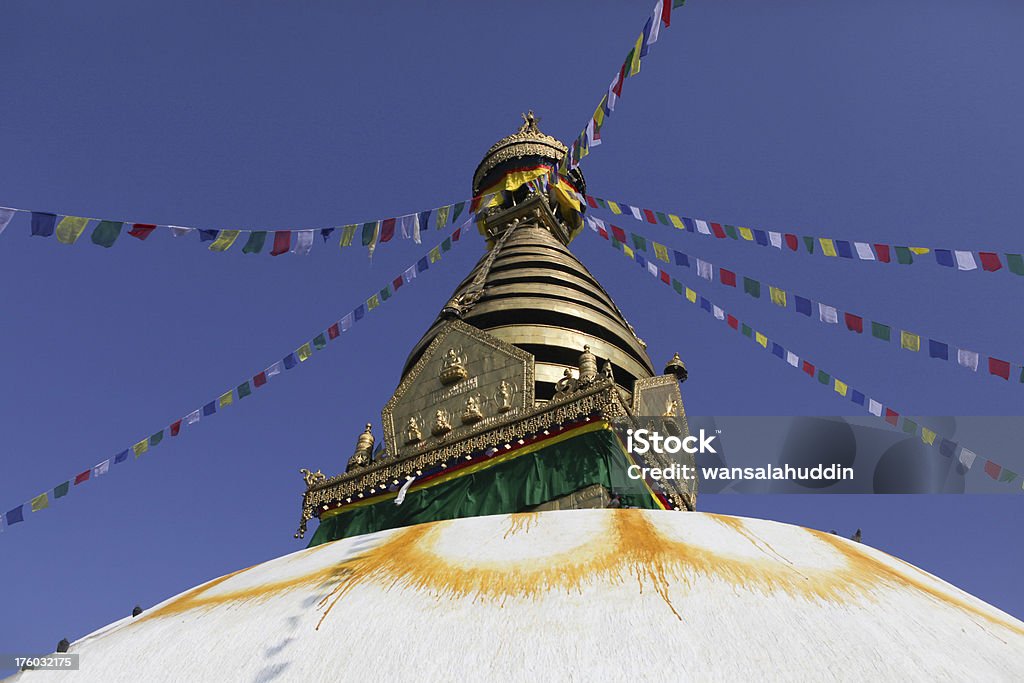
[382,320,535,459]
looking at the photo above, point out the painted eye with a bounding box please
[778,417,857,490]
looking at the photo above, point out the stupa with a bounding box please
[16,117,1024,682]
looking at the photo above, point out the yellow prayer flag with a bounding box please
[909,247,930,255]
[921,428,937,445]
[669,214,684,229]
[297,342,313,362]
[769,286,787,307]
[739,227,754,241]
[133,439,148,457]
[623,245,635,259]
[367,294,380,311]
[219,390,233,408]
[608,201,622,215]
[429,247,441,263]
[653,242,669,262]
[819,238,838,257]
[755,332,768,348]
[900,330,920,352]
[630,34,643,75]
[685,288,697,303]
[56,216,90,245]
[31,492,49,512]
[209,229,241,251]
[594,99,606,127]
[339,224,357,247]
[834,379,848,397]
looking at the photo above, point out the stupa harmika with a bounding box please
[18,116,1024,682]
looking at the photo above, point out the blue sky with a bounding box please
[1,0,1022,658]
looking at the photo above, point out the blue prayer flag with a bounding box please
[5,505,24,526]
[639,17,653,57]
[836,240,853,258]
[753,229,768,246]
[928,340,949,360]
[636,253,647,268]
[416,257,429,273]
[354,304,366,321]
[418,210,431,232]
[795,296,812,316]
[198,229,217,242]
[673,250,689,267]
[203,401,217,416]
[935,249,955,267]
[939,439,956,458]
[31,212,56,237]
[283,353,297,369]
[771,342,785,359]
[320,228,335,243]
[114,449,130,464]
[681,217,696,233]
[700,297,711,312]
[851,390,865,406]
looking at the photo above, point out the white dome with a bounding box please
[15,509,1024,682]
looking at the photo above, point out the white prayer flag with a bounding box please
[712,305,725,321]
[647,262,658,277]
[395,476,417,506]
[340,313,354,332]
[868,399,883,417]
[403,265,417,284]
[954,251,977,271]
[648,1,663,46]
[587,118,600,148]
[93,460,110,477]
[958,448,977,469]
[399,215,412,240]
[186,409,201,425]
[854,242,875,260]
[607,71,620,111]
[266,361,283,378]
[786,351,799,367]
[169,226,192,238]
[292,229,314,256]
[768,231,782,249]
[694,220,712,235]
[696,259,713,280]
[818,303,839,324]
[412,214,421,245]
[629,206,643,221]
[957,348,979,372]
[0,207,15,235]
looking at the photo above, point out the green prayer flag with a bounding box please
[655,211,670,226]
[1006,253,1024,276]
[339,224,357,247]
[895,246,913,264]
[902,418,917,434]
[54,481,70,498]
[436,206,451,229]
[150,430,164,447]
[741,323,752,338]
[313,333,327,350]
[817,370,830,385]
[612,238,623,250]
[91,220,123,248]
[452,202,465,222]
[743,277,761,298]
[596,198,608,209]
[803,236,815,253]
[724,225,738,240]
[237,381,252,399]
[631,234,647,252]
[871,322,891,341]
[999,469,1018,483]
[242,231,267,254]
[672,278,683,294]
[361,222,378,247]
[379,286,391,302]
[441,237,452,252]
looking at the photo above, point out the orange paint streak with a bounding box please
[503,512,540,539]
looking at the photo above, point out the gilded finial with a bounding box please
[347,423,375,472]
[578,344,598,384]
[520,110,540,133]
[664,352,688,383]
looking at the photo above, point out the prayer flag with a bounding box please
[958,448,977,470]
[795,296,812,316]
[292,229,314,255]
[170,419,182,436]
[669,214,685,229]
[769,287,786,307]
[939,439,956,458]
[186,409,201,424]
[417,256,429,272]
[999,468,1017,483]
[935,249,955,267]
[743,277,760,298]
[803,236,814,253]
[436,205,450,228]
[727,314,739,330]
[169,226,192,238]
[851,390,865,406]
[819,238,837,256]
[31,493,49,512]
[297,342,313,361]
[203,400,217,416]
[719,268,736,287]
[266,361,283,377]
[834,379,848,397]
[133,439,149,457]
[219,390,233,407]
[700,297,711,312]
[367,294,380,311]
[844,313,863,333]
[697,259,712,280]
[875,244,891,263]
[339,224,357,247]
[817,370,831,385]
[984,460,1001,480]
[429,246,441,263]
[150,430,164,446]
[128,223,157,240]
[253,371,267,387]
[978,252,1002,272]
[1006,254,1024,276]
[884,408,899,426]
[631,233,647,252]
[742,325,753,339]
[710,222,726,238]
[753,230,769,246]
[611,225,627,243]
[0,207,15,234]
[673,250,689,266]
[872,322,891,342]
[921,428,936,445]
[903,418,918,434]
[772,344,786,360]
[91,220,123,247]
[900,331,920,352]
[237,381,252,399]
[988,357,1010,380]
[441,237,452,253]
[836,240,853,258]
[31,212,57,237]
[242,231,267,254]
[93,460,110,477]
[380,218,396,243]
[739,227,754,241]
[74,470,90,485]
[209,229,241,251]
[54,481,70,498]
[957,348,979,371]
[769,231,782,249]
[868,399,882,416]
[320,228,335,243]
[802,360,815,377]
[854,242,875,260]
[818,303,838,324]
[56,216,90,244]
[894,246,913,264]
[451,202,465,222]
[314,333,327,349]
[5,506,24,526]
[713,305,725,321]
[784,233,798,251]
[755,332,768,348]
[954,251,977,271]
[928,340,948,360]
[198,229,217,242]
[653,242,669,262]
[271,231,291,255]
[786,351,799,367]
[283,352,297,369]
[685,288,697,303]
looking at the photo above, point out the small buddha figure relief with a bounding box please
[663,397,680,418]
[461,395,484,425]
[495,380,515,413]
[405,416,423,445]
[601,360,614,381]
[662,397,683,436]
[431,409,452,437]
[439,348,469,386]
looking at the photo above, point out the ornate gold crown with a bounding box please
[472,112,568,195]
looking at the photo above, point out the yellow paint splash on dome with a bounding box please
[503,512,540,538]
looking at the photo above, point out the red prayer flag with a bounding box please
[128,223,157,240]
[74,470,90,485]
[719,269,737,287]
[612,64,626,96]
[380,218,396,243]
[984,460,1002,480]
[328,323,340,339]
[452,227,462,242]
[875,244,891,263]
[884,408,899,426]
[802,361,815,377]
[659,270,670,284]
[710,223,726,239]
[643,209,657,224]
[611,225,627,243]
[784,233,798,251]
[392,276,403,291]
[844,313,863,333]
[726,314,739,330]
[270,231,291,256]
[170,420,182,437]
[979,252,1002,272]
[586,196,598,209]
[988,357,1010,380]
[662,0,672,26]
[253,371,267,388]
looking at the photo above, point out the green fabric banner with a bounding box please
[91,221,123,248]
[307,428,659,547]
[242,231,266,254]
